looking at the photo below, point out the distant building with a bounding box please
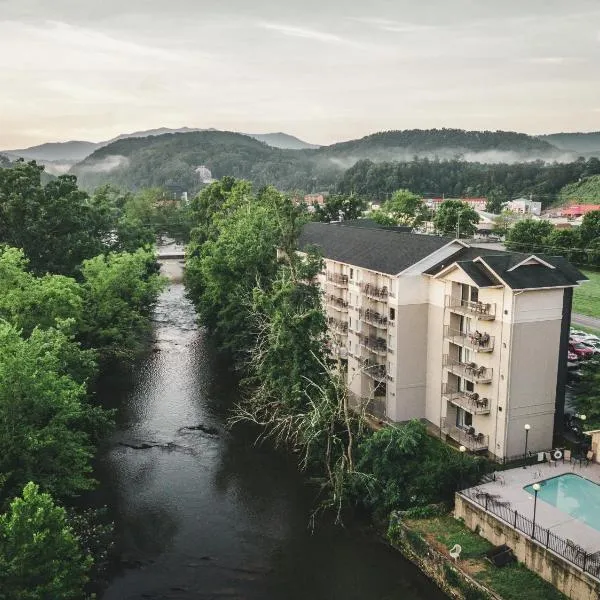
[293,193,326,213]
[428,198,488,212]
[559,204,600,218]
[505,198,542,217]
[195,165,214,184]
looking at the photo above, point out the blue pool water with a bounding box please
[525,473,600,532]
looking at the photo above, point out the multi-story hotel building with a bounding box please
[299,221,587,460]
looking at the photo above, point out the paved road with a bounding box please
[572,313,600,331]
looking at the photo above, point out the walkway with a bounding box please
[572,313,600,331]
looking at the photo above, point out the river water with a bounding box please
[97,260,446,600]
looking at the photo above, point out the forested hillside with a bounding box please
[559,175,600,204]
[338,157,600,205]
[70,128,572,195]
[539,132,600,155]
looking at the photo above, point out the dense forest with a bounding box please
[338,157,600,205]
[70,128,593,199]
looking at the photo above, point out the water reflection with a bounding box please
[97,275,446,600]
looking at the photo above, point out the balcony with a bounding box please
[444,326,494,353]
[326,272,348,287]
[442,384,491,415]
[327,316,348,334]
[441,418,489,452]
[445,296,496,320]
[327,294,348,311]
[360,282,388,301]
[443,355,493,383]
[358,358,389,382]
[358,308,388,329]
[358,333,388,356]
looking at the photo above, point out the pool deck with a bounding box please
[464,460,600,553]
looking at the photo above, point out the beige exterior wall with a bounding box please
[316,250,568,461]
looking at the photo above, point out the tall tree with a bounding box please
[0,482,92,600]
[380,189,429,227]
[433,200,480,238]
[505,219,554,253]
[0,162,112,276]
[579,210,600,247]
[0,323,103,502]
[314,194,367,222]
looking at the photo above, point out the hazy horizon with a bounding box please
[2,0,600,149]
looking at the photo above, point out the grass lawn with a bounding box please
[406,515,568,600]
[573,269,600,319]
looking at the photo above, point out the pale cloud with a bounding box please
[259,22,345,44]
[0,0,600,148]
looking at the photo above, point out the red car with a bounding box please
[569,342,595,359]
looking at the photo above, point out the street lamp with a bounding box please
[523,424,531,467]
[459,445,467,490]
[532,483,541,539]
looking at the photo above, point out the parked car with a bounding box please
[569,342,595,359]
[581,340,600,354]
[571,332,600,343]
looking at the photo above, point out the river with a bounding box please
[96,258,446,600]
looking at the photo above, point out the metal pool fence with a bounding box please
[459,487,600,579]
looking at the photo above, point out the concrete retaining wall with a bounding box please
[455,494,600,600]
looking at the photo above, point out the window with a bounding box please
[389,307,396,321]
[350,268,354,279]
[456,408,473,428]
[349,317,352,328]
[470,287,479,303]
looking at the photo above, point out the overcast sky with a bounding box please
[1,0,599,148]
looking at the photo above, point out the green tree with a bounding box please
[0,482,92,600]
[0,324,103,502]
[542,228,583,262]
[314,194,367,222]
[579,210,600,247]
[485,188,507,214]
[0,247,84,337]
[380,189,429,227]
[354,421,486,514]
[79,248,166,362]
[433,200,480,238]
[492,211,518,237]
[505,219,554,253]
[0,162,113,276]
[370,211,397,226]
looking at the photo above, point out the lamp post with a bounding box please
[523,424,531,467]
[532,483,541,539]
[459,445,467,490]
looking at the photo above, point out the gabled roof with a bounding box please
[426,246,587,290]
[332,219,412,233]
[298,222,451,275]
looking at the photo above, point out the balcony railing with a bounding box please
[441,418,489,451]
[358,333,388,355]
[441,383,491,415]
[358,358,388,382]
[443,355,493,383]
[326,272,348,287]
[327,294,348,311]
[358,308,388,328]
[327,316,348,334]
[444,326,494,353]
[360,282,389,300]
[445,296,496,320]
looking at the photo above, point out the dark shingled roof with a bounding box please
[426,247,587,290]
[299,222,452,275]
[332,219,412,233]
[455,261,502,287]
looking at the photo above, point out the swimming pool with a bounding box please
[524,473,600,532]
